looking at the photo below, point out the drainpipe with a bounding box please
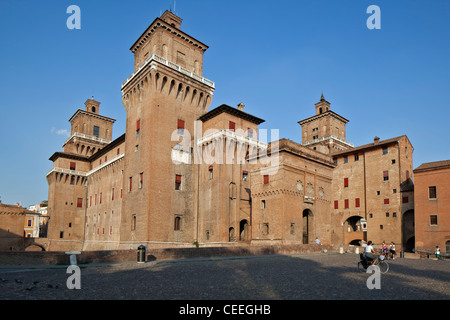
[363,152,367,242]
[82,177,89,251]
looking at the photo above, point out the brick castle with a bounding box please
[45,11,415,252]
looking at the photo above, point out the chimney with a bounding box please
[237,102,245,111]
[374,136,380,144]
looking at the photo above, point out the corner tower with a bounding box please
[119,10,215,248]
[298,94,353,154]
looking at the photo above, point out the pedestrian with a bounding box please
[435,246,440,260]
[382,241,388,257]
[315,237,320,245]
[389,242,396,260]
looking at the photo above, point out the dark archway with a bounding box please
[24,244,46,251]
[239,220,249,241]
[302,209,313,244]
[404,236,415,253]
[402,210,415,252]
[349,239,362,246]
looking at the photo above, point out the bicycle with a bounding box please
[358,253,389,273]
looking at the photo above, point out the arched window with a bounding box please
[174,216,181,231]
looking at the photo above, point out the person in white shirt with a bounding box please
[364,241,379,265]
[389,242,396,260]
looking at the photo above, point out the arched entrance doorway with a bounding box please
[344,216,365,245]
[402,210,415,252]
[239,220,249,241]
[302,209,313,244]
[229,227,235,242]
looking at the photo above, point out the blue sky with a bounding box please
[0,0,449,207]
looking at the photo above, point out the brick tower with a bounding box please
[119,10,215,248]
[298,94,353,154]
[46,98,116,251]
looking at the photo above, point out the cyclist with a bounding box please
[364,241,379,265]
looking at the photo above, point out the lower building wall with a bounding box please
[0,244,353,265]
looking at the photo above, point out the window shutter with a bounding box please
[176,174,182,184]
[334,200,339,209]
[229,121,235,132]
[178,119,185,129]
[355,198,360,208]
[345,199,349,209]
[136,119,140,132]
[344,178,349,187]
[263,175,269,184]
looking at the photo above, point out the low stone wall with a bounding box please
[0,244,352,266]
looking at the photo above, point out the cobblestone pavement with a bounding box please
[0,253,448,301]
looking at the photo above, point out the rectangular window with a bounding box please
[383,171,389,181]
[429,186,437,199]
[100,192,102,204]
[229,121,235,132]
[382,147,388,155]
[384,198,390,205]
[27,218,32,227]
[117,148,120,155]
[344,178,349,188]
[344,199,349,209]
[248,128,254,138]
[136,119,140,133]
[70,162,76,170]
[77,198,83,208]
[262,200,266,210]
[264,175,269,185]
[175,174,182,190]
[355,198,360,208]
[209,166,213,180]
[402,196,408,204]
[333,158,338,165]
[177,119,185,135]
[344,157,348,164]
[430,215,438,225]
[354,154,359,161]
[139,172,143,189]
[93,125,100,137]
[112,188,115,201]
[129,177,132,192]
[334,200,339,210]
[131,215,136,231]
[242,171,248,181]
